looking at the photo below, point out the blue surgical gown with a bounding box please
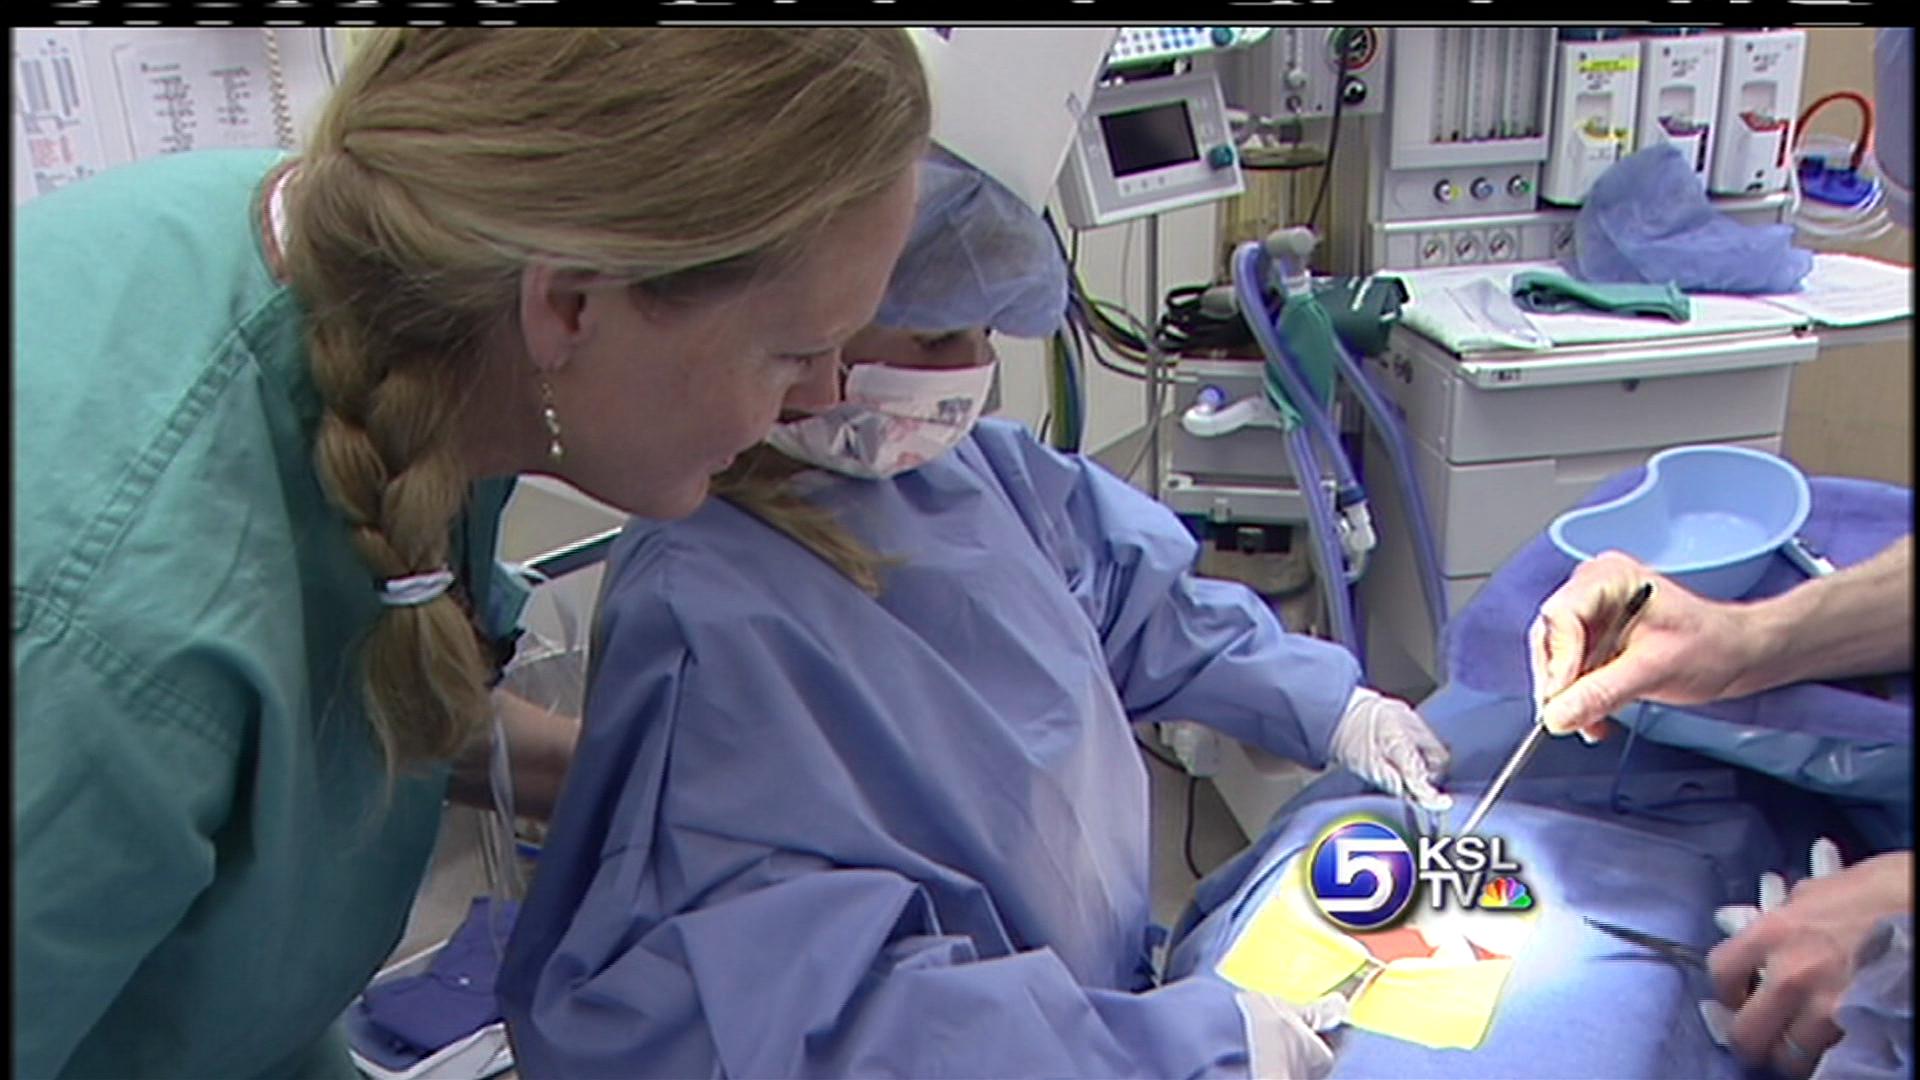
[499,418,1361,1078]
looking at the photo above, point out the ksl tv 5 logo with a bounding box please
[1305,815,1535,931]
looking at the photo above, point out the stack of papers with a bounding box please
[1389,254,1912,355]
[1755,254,1914,327]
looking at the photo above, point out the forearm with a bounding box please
[1731,535,1913,695]
[1113,576,1356,766]
[447,691,580,821]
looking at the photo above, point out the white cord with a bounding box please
[259,29,297,151]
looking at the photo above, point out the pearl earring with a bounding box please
[540,379,565,465]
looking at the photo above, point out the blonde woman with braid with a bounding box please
[13,28,925,1079]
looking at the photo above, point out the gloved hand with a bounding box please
[1326,687,1453,811]
[1699,839,1912,1079]
[1236,991,1348,1079]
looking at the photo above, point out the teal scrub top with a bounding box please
[13,149,526,1079]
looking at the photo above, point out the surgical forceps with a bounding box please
[1584,916,1768,999]
[1460,581,1657,836]
[1584,917,1709,972]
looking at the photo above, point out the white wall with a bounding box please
[497,476,625,565]
[993,197,1222,454]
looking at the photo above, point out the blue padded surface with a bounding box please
[1168,684,1879,1080]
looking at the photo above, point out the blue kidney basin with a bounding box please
[1550,445,1811,601]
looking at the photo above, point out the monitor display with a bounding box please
[1100,101,1199,177]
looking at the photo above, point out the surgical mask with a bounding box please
[766,360,996,480]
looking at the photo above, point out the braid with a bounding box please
[305,257,493,769]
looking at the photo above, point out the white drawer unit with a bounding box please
[1373,325,1811,462]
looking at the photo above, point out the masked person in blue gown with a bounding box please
[498,147,1456,1079]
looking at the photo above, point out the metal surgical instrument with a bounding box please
[1400,792,1441,847]
[1586,916,1765,997]
[1329,955,1389,1004]
[1459,581,1657,836]
[1584,917,1709,971]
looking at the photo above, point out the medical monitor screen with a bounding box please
[1100,102,1198,177]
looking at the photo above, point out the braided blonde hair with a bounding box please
[710,446,895,597]
[282,29,929,770]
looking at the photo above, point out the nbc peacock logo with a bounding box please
[1477,875,1534,910]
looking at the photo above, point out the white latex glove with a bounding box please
[1326,687,1454,811]
[1237,991,1348,1080]
[1712,837,1846,940]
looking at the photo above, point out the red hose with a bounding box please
[1795,90,1874,170]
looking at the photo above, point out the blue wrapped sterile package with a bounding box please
[1574,144,1814,295]
[358,897,519,1057]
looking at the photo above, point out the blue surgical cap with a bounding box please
[873,146,1070,339]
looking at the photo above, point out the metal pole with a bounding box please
[1144,214,1162,497]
